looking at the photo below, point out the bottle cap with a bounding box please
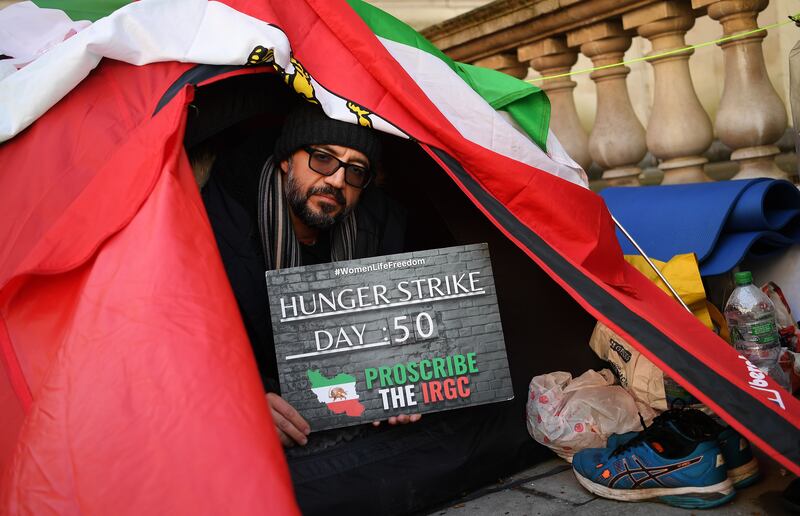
[734,271,753,286]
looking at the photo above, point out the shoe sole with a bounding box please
[727,457,760,489]
[574,470,736,509]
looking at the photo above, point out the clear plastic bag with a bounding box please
[526,369,649,462]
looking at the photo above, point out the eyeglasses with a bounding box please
[302,147,372,189]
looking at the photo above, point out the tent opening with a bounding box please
[183,70,605,413]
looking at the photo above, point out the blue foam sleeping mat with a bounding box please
[600,179,800,276]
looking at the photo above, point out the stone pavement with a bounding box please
[425,450,796,515]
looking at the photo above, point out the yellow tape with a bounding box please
[528,14,799,83]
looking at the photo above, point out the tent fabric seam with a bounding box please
[0,316,32,412]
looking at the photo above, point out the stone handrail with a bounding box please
[422,0,657,63]
[423,0,793,186]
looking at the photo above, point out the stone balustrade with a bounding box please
[422,0,796,186]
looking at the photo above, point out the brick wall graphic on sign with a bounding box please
[266,243,513,431]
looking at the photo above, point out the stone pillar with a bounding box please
[519,37,592,172]
[694,0,788,179]
[568,21,647,186]
[472,53,529,79]
[624,2,713,184]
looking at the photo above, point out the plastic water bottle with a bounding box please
[724,271,789,389]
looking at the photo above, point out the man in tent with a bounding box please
[200,99,542,514]
[1,1,797,514]
[202,101,405,437]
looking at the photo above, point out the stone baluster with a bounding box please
[623,1,713,184]
[693,0,788,179]
[568,21,647,186]
[518,37,592,172]
[472,53,529,79]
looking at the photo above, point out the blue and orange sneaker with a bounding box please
[606,408,759,489]
[573,426,735,509]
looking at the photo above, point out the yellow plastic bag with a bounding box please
[624,253,712,329]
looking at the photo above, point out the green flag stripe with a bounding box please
[347,0,550,151]
[347,0,459,74]
[457,62,550,150]
[32,0,132,22]
[307,369,356,388]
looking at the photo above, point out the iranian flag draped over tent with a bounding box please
[0,0,798,513]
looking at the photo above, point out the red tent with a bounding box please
[0,0,797,512]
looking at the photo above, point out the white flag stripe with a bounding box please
[376,36,587,187]
[311,383,359,403]
[0,0,407,142]
[0,2,91,67]
[1,0,279,141]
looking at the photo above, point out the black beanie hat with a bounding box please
[274,102,381,166]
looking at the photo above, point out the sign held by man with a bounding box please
[267,243,513,431]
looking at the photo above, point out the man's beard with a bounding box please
[285,162,351,230]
